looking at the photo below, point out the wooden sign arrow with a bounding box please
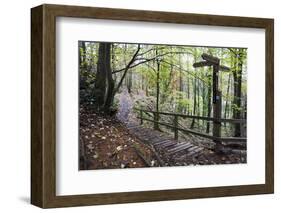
[219,65,230,71]
[193,60,230,71]
[202,53,220,64]
[193,61,213,68]
[193,53,230,71]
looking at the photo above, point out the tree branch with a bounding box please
[161,60,210,86]
[112,51,190,74]
[113,45,141,94]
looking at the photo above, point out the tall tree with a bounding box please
[190,49,198,129]
[231,48,244,137]
[154,48,161,130]
[79,41,86,69]
[93,42,112,111]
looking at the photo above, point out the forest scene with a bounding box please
[79,41,247,170]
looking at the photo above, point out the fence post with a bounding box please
[153,112,159,130]
[140,109,143,125]
[213,90,222,152]
[174,115,178,140]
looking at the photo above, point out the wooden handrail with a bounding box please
[134,108,246,124]
[135,107,246,143]
[137,116,246,142]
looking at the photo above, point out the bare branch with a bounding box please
[161,60,210,86]
[113,45,141,94]
[112,51,191,74]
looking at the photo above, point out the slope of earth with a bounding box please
[79,105,161,170]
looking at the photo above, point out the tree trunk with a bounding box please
[224,73,231,120]
[197,78,200,128]
[79,41,86,69]
[155,49,160,130]
[127,70,132,93]
[178,54,183,113]
[232,49,243,137]
[190,50,198,129]
[94,42,110,110]
[190,78,197,129]
[187,74,190,115]
[104,52,115,113]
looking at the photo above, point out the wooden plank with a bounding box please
[186,146,199,153]
[202,53,220,64]
[186,147,204,157]
[31,6,44,207]
[167,142,190,152]
[193,61,213,68]
[168,143,193,154]
[220,137,247,142]
[138,112,216,121]
[161,141,177,148]
[132,146,151,167]
[224,141,246,148]
[149,145,165,167]
[153,139,173,146]
[168,144,194,155]
[137,112,246,123]
[219,65,230,71]
[219,118,246,123]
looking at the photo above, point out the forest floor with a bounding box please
[79,105,161,170]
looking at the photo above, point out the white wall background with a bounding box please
[0,0,279,212]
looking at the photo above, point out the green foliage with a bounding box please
[79,42,247,121]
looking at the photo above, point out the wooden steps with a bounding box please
[126,122,211,165]
[167,143,193,154]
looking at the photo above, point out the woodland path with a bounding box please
[115,90,242,166]
[126,123,206,166]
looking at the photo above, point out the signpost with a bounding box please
[193,53,230,152]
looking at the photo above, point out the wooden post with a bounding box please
[174,115,178,140]
[153,112,159,130]
[140,109,143,125]
[212,64,219,104]
[193,53,229,153]
[212,64,222,151]
[213,90,222,138]
[213,91,223,151]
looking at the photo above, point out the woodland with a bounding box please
[79,41,247,170]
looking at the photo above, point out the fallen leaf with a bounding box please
[116,146,122,151]
[93,153,99,159]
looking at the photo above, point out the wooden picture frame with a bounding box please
[31,4,274,208]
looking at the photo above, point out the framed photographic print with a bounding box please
[31,4,274,208]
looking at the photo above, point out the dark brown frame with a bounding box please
[31,4,274,208]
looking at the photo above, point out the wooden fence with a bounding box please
[135,108,246,143]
